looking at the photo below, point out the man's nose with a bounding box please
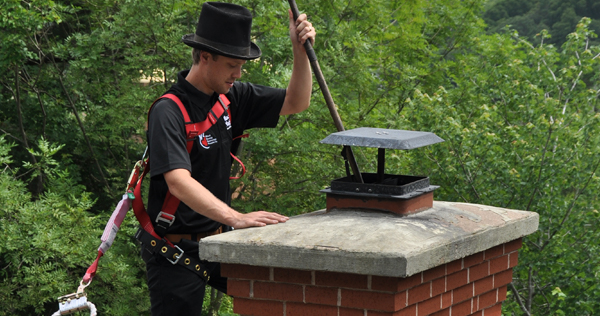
[233,67,242,79]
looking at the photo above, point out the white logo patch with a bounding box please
[198,133,218,149]
[224,114,231,130]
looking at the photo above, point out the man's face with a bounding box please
[203,54,247,95]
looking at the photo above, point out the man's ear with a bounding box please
[200,51,212,63]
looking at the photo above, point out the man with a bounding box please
[141,2,316,315]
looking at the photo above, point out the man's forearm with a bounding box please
[164,168,289,229]
[164,169,240,226]
[280,11,315,116]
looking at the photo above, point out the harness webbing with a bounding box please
[82,93,240,285]
[140,93,232,237]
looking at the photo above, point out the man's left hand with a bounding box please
[289,10,316,46]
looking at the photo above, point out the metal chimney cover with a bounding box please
[319,127,444,150]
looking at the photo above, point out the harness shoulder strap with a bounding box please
[148,93,230,153]
[142,93,232,237]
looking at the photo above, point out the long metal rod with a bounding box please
[288,0,364,183]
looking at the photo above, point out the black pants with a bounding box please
[142,239,228,316]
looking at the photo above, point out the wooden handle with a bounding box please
[287,0,364,183]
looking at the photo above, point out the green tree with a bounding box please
[0,136,149,315]
[401,18,600,315]
[484,0,600,47]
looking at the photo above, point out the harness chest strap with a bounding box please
[155,93,232,153]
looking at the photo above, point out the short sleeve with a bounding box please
[147,99,192,176]
[229,82,286,134]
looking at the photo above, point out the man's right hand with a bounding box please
[231,210,289,229]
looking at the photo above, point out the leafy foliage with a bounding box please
[0,136,148,315]
[402,18,600,315]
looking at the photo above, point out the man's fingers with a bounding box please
[255,211,289,223]
[234,211,288,229]
[288,11,315,45]
[296,20,315,45]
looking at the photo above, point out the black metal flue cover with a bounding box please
[320,127,444,150]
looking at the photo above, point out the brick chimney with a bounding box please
[199,202,538,316]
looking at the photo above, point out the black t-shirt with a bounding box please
[147,70,286,234]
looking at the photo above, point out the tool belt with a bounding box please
[135,228,212,282]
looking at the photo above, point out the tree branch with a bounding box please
[525,126,553,212]
[509,282,532,316]
[46,44,112,194]
[13,66,43,195]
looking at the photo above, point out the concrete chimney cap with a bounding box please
[199,201,538,277]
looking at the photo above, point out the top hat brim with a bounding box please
[182,34,261,60]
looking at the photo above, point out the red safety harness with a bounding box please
[81,93,247,286]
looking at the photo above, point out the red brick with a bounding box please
[430,308,450,316]
[493,270,513,287]
[286,302,338,316]
[368,306,418,316]
[408,282,431,305]
[228,279,251,298]
[367,311,396,316]
[453,284,474,304]
[446,259,463,275]
[482,303,502,316]
[504,238,522,253]
[394,304,417,316]
[274,268,312,284]
[305,286,338,306]
[477,289,498,310]
[341,289,405,311]
[417,295,441,316]
[222,264,270,280]
[484,245,504,260]
[451,299,473,315]
[469,310,483,316]
[432,277,446,296]
[489,255,509,274]
[497,286,507,302]
[474,276,494,296]
[339,307,364,316]
[509,252,519,268]
[447,270,468,291]
[463,252,484,268]
[469,262,489,282]
[372,274,422,292]
[233,297,283,316]
[441,292,452,309]
[423,265,446,282]
[316,271,368,289]
[253,282,303,302]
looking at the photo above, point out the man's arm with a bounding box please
[164,168,288,229]
[280,10,317,116]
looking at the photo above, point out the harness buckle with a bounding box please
[208,110,218,124]
[167,245,185,265]
[57,292,88,314]
[218,95,229,111]
[156,211,175,227]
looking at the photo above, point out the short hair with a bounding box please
[192,48,219,64]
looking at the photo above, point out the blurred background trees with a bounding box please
[1,0,599,315]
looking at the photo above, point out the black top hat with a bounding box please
[182,2,261,60]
